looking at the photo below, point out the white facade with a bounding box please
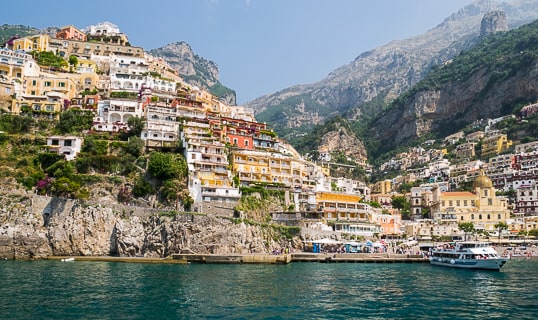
[101,98,141,123]
[46,136,83,161]
[84,21,121,36]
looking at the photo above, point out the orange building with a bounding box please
[56,26,87,42]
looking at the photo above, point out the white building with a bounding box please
[46,136,83,161]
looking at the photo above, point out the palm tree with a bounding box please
[458,222,475,241]
[494,222,509,244]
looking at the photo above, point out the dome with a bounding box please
[473,171,493,189]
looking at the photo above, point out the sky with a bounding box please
[4,0,476,104]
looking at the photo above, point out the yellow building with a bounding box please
[316,192,369,221]
[481,134,512,158]
[434,171,510,232]
[11,73,80,116]
[233,149,273,185]
[372,179,392,194]
[12,34,51,53]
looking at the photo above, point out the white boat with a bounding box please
[61,257,75,262]
[429,241,509,270]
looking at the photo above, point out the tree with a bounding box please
[55,109,93,134]
[391,195,411,219]
[68,55,78,72]
[494,222,508,244]
[125,116,144,138]
[124,136,144,157]
[391,195,406,210]
[147,152,187,180]
[398,182,413,194]
[458,222,475,241]
[161,179,184,210]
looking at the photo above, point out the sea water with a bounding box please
[0,259,536,319]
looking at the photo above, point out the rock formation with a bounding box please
[0,184,291,260]
[149,42,236,105]
[480,10,509,37]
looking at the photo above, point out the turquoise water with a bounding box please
[1,259,537,319]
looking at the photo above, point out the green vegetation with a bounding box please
[110,91,138,99]
[31,51,68,69]
[147,152,187,180]
[56,109,94,134]
[0,24,39,45]
[209,82,235,100]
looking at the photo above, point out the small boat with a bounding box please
[429,241,509,271]
[61,257,75,262]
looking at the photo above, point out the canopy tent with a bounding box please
[308,238,343,253]
[311,238,342,244]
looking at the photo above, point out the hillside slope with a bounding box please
[246,0,538,142]
[368,18,538,157]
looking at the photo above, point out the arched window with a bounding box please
[471,214,475,220]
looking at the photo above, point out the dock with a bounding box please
[170,252,427,264]
[45,253,428,264]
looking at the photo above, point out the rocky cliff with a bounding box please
[0,184,292,260]
[369,17,538,154]
[318,124,367,162]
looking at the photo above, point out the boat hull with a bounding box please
[429,257,508,270]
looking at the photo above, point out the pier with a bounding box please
[46,253,429,264]
[170,252,427,264]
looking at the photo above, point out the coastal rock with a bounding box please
[0,189,287,260]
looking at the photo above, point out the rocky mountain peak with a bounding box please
[318,126,367,162]
[150,41,236,105]
[480,10,509,37]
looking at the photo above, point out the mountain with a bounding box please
[0,24,39,45]
[245,0,538,144]
[368,17,538,158]
[149,42,237,105]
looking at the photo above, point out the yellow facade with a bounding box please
[12,35,50,52]
[23,74,78,98]
[316,191,367,221]
[372,180,392,194]
[437,173,510,232]
[481,134,512,158]
[233,150,272,184]
[232,149,308,187]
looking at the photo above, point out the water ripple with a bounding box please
[0,259,536,319]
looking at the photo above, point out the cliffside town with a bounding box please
[1,21,538,259]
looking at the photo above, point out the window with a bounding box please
[471,214,474,220]
[32,80,37,86]
[59,82,66,88]
[464,200,468,206]
[44,81,52,87]
[64,140,72,147]
[51,139,59,146]
[244,140,249,147]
